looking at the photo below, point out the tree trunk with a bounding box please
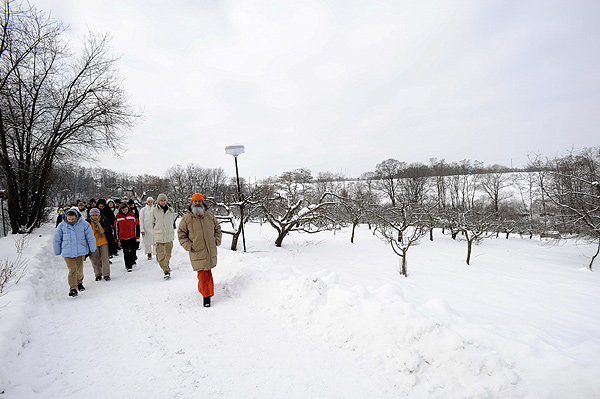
[589,239,600,271]
[466,239,472,265]
[275,233,286,247]
[351,222,357,244]
[231,232,239,251]
[400,254,408,277]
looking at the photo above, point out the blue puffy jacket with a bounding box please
[54,207,96,258]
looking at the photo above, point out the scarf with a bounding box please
[92,219,105,236]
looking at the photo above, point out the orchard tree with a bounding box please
[327,181,379,243]
[0,2,138,233]
[254,193,338,247]
[374,203,430,277]
[446,208,496,265]
[252,174,338,248]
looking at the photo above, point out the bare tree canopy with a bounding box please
[538,148,600,269]
[0,1,139,233]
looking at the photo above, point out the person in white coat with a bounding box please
[151,193,177,279]
[139,197,155,260]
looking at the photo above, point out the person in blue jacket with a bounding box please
[53,208,97,297]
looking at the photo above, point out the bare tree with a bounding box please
[447,160,481,211]
[253,191,337,248]
[326,181,379,243]
[398,162,431,205]
[209,188,260,251]
[165,164,229,214]
[539,148,600,270]
[278,168,315,202]
[0,2,138,233]
[446,208,496,265]
[374,203,429,277]
[375,158,405,207]
[480,168,513,214]
[430,158,449,209]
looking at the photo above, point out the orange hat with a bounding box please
[191,193,204,202]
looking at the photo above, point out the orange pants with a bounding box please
[197,270,214,298]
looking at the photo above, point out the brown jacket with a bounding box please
[177,209,222,271]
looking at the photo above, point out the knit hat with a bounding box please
[191,193,204,202]
[127,199,135,206]
[96,198,107,207]
[89,208,101,216]
[157,193,168,202]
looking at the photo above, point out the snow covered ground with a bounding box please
[1,221,600,398]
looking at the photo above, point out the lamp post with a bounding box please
[225,144,246,252]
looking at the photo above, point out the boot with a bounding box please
[203,296,211,308]
[69,289,78,297]
[147,253,152,260]
[77,283,85,291]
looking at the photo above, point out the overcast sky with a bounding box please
[34,0,600,180]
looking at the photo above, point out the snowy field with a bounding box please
[1,221,600,398]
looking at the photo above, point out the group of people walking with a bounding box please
[53,193,222,308]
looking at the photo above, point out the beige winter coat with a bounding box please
[151,205,176,243]
[177,209,222,271]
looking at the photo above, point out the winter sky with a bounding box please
[33,0,600,180]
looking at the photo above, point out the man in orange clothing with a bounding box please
[177,193,222,307]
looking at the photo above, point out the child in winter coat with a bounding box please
[87,207,115,281]
[53,208,96,297]
[114,202,140,272]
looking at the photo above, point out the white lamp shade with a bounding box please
[225,144,245,157]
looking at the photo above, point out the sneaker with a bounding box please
[95,276,102,281]
[203,296,211,308]
[164,272,171,280]
[69,289,78,297]
[127,268,132,272]
[104,276,111,281]
[77,283,85,291]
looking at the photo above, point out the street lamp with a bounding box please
[225,144,246,252]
